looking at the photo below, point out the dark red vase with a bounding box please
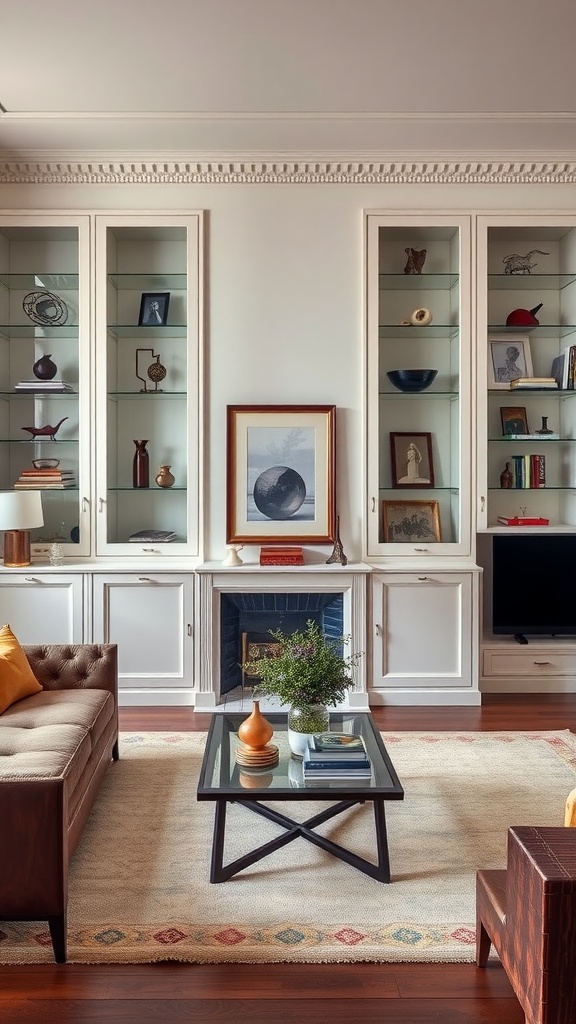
[133,440,150,488]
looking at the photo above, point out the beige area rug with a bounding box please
[2,729,576,965]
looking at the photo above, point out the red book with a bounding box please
[497,516,550,526]
[259,546,304,565]
[530,454,546,488]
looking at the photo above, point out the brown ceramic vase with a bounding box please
[237,700,274,750]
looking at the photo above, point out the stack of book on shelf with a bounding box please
[259,546,304,565]
[509,376,558,390]
[128,529,176,542]
[497,515,550,526]
[14,380,75,393]
[302,732,372,782]
[510,453,546,488]
[14,467,76,489]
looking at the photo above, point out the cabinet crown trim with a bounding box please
[1,160,576,185]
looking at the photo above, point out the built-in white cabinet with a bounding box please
[0,216,92,558]
[371,571,480,704]
[92,573,194,704]
[94,215,203,557]
[365,214,472,559]
[0,571,84,643]
[477,216,576,532]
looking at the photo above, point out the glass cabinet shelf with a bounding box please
[0,273,79,289]
[107,273,187,290]
[488,486,576,491]
[378,273,459,290]
[488,436,575,442]
[107,325,187,339]
[0,325,79,339]
[0,438,79,444]
[488,325,576,338]
[107,485,187,491]
[488,273,576,290]
[380,390,459,399]
[106,391,187,399]
[378,325,460,339]
[380,487,460,494]
[1,391,77,398]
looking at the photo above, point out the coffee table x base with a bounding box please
[210,796,391,883]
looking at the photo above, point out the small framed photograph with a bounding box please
[226,404,336,543]
[488,334,533,388]
[382,499,441,543]
[390,431,434,488]
[500,406,529,436]
[138,292,170,327]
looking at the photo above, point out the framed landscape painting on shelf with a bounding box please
[226,404,336,543]
[382,499,441,543]
[390,431,434,488]
[488,334,533,389]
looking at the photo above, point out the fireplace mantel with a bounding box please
[194,562,371,710]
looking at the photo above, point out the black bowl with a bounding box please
[387,369,438,393]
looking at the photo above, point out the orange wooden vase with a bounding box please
[237,700,274,750]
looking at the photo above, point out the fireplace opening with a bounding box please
[220,591,344,699]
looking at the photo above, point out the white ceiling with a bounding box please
[1,0,576,157]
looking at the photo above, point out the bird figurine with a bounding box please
[21,416,68,441]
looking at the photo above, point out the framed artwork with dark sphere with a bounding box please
[226,405,336,543]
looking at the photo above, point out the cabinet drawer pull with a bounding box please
[371,497,376,512]
[533,660,552,666]
[98,497,105,512]
[142,547,160,553]
[138,577,153,582]
[414,547,429,552]
[418,576,431,581]
[375,623,382,636]
[24,577,40,583]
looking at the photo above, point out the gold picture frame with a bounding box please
[382,499,441,543]
[226,404,336,543]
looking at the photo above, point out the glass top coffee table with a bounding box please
[197,711,404,884]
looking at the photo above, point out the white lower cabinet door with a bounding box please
[92,573,193,705]
[371,571,479,704]
[0,573,85,643]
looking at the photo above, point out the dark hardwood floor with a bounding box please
[3,695,576,1024]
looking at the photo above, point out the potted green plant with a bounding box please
[242,619,362,758]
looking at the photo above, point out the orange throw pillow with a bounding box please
[0,624,43,713]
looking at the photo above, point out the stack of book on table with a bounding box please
[303,732,372,782]
[14,467,76,489]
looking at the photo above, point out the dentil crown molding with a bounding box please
[1,158,576,185]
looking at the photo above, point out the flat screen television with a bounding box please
[492,534,576,639]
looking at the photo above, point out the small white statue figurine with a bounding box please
[223,544,244,567]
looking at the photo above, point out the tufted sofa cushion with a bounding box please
[0,688,115,821]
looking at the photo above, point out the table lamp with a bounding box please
[0,490,44,567]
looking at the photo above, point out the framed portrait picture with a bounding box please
[488,334,533,389]
[382,499,441,543]
[138,292,170,327]
[226,405,336,543]
[390,431,434,488]
[500,406,529,436]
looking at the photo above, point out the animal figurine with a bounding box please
[21,416,68,441]
[503,250,549,275]
[403,247,427,274]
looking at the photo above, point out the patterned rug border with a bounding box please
[2,729,575,965]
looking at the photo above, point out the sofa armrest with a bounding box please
[22,644,118,701]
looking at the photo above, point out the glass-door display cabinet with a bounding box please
[0,216,91,558]
[477,216,576,532]
[365,214,472,558]
[94,215,203,557]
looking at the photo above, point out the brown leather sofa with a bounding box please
[0,643,118,963]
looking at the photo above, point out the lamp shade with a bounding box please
[0,490,44,530]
